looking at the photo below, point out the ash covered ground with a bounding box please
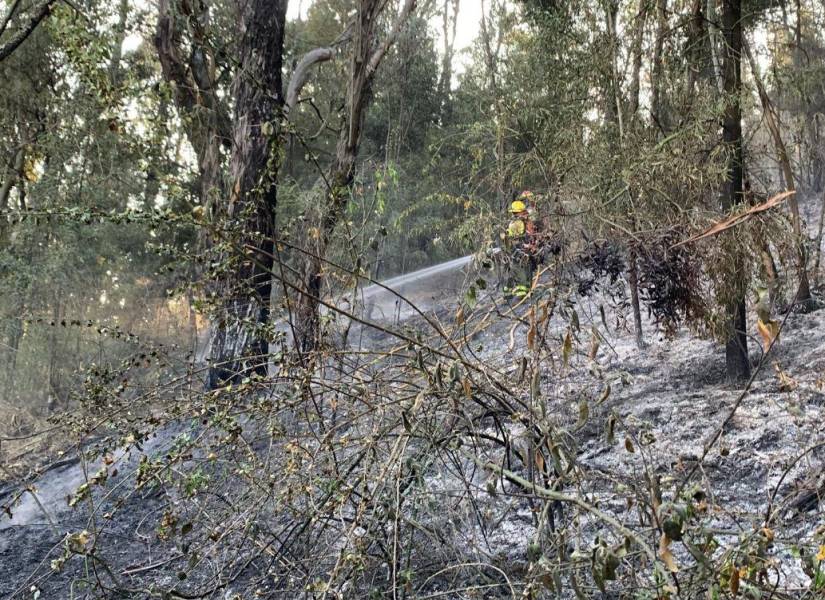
[2,237,825,599]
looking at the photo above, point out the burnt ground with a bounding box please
[2,269,825,598]
[457,281,825,594]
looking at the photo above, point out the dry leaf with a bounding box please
[562,330,573,369]
[575,399,589,430]
[624,436,635,453]
[774,363,797,392]
[597,383,611,405]
[757,318,779,351]
[729,565,740,595]
[659,534,679,572]
[589,326,601,361]
[535,451,545,474]
[508,322,518,352]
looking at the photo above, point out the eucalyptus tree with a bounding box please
[292,0,423,353]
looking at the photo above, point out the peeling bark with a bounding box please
[154,0,230,217]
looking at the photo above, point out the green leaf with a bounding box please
[465,284,478,308]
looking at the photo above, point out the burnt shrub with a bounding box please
[637,232,706,334]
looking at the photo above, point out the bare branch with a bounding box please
[285,47,334,114]
[366,0,417,78]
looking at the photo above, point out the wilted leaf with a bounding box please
[517,356,527,383]
[462,377,472,399]
[774,363,797,392]
[597,383,611,405]
[412,391,425,412]
[465,285,478,308]
[531,369,541,401]
[605,414,616,444]
[449,361,460,382]
[659,534,679,572]
[729,565,740,595]
[757,318,780,352]
[535,451,545,474]
[575,399,589,430]
[672,190,796,248]
[402,411,413,433]
[624,436,635,453]
[562,330,573,369]
[508,322,518,351]
[589,327,601,360]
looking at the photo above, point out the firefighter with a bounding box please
[505,191,539,298]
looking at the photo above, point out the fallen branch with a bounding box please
[670,190,796,249]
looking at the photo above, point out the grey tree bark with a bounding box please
[155,0,231,219]
[650,0,668,128]
[436,0,460,122]
[0,0,57,62]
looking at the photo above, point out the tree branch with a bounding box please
[0,0,57,62]
[285,47,334,114]
[366,0,418,78]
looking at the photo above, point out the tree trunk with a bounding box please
[204,0,287,388]
[480,0,506,210]
[720,0,750,383]
[293,0,418,353]
[650,0,668,128]
[628,249,645,349]
[155,0,230,218]
[604,1,644,349]
[627,0,647,118]
[437,0,460,123]
[813,185,825,283]
[0,145,25,247]
[743,37,813,308]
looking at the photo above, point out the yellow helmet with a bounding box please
[509,200,527,213]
